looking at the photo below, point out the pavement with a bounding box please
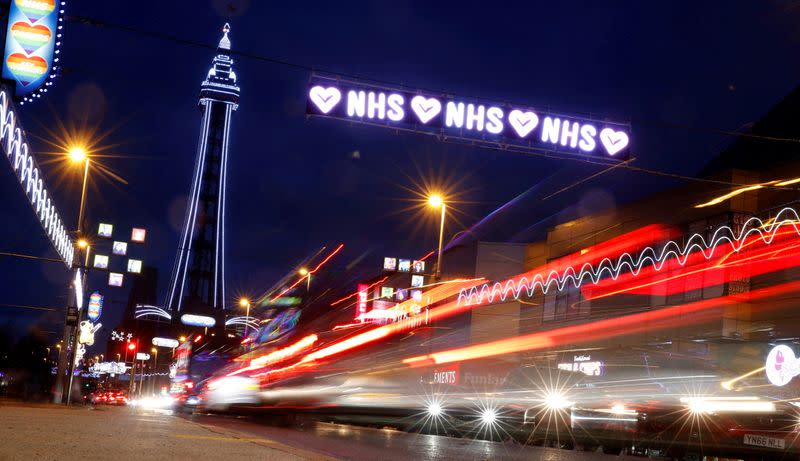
[0,401,653,460]
[0,402,326,461]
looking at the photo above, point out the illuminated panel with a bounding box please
[180,313,216,327]
[356,283,368,319]
[307,75,631,160]
[405,280,800,367]
[2,0,65,102]
[0,87,73,266]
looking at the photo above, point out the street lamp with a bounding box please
[67,146,90,236]
[299,267,311,290]
[427,194,446,280]
[239,297,251,337]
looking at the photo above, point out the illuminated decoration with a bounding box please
[411,274,424,288]
[0,87,72,266]
[93,254,108,269]
[135,352,150,361]
[112,241,127,256]
[73,268,83,309]
[127,258,142,274]
[2,0,65,103]
[557,354,604,376]
[86,291,102,321]
[380,286,394,299]
[765,345,799,387]
[89,362,127,375]
[130,227,146,243]
[134,304,171,321]
[97,222,113,237]
[165,24,239,312]
[398,259,411,272]
[180,313,216,327]
[108,272,123,287]
[383,257,397,271]
[307,76,631,160]
[151,337,179,348]
[411,289,422,301]
[224,316,259,330]
[110,330,132,342]
[412,260,425,273]
[356,283,369,319]
[459,207,800,306]
[77,320,100,345]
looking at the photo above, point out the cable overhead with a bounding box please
[69,15,800,190]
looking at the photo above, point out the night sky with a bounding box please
[1,1,799,344]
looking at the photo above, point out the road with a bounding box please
[0,402,648,460]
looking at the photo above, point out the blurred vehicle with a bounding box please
[86,390,128,405]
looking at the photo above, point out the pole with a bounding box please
[151,350,158,395]
[435,204,446,280]
[244,302,250,337]
[128,350,135,396]
[77,159,89,235]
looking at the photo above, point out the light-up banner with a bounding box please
[2,0,64,101]
[307,76,631,160]
[0,86,72,266]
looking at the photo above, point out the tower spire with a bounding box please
[219,23,231,50]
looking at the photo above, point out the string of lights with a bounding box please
[459,206,800,306]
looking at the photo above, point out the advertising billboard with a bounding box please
[2,0,63,101]
[307,76,631,160]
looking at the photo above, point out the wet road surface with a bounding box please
[185,412,647,461]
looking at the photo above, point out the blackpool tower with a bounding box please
[165,24,240,313]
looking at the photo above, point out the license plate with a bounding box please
[743,434,785,450]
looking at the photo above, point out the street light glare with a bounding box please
[68,147,87,163]
[239,297,250,307]
[428,194,444,208]
[298,267,309,276]
[77,239,88,248]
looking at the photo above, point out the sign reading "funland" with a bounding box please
[306,76,631,160]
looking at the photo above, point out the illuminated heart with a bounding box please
[508,110,539,138]
[14,0,55,23]
[11,21,51,54]
[410,96,441,124]
[5,52,47,85]
[309,86,341,114]
[599,128,629,156]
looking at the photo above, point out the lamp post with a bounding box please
[427,194,446,280]
[299,267,310,290]
[150,347,158,396]
[239,298,251,337]
[55,147,92,404]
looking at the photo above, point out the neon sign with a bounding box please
[0,87,72,266]
[307,76,631,160]
[87,291,102,321]
[765,345,800,387]
[151,337,179,348]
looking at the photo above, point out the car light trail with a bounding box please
[271,243,344,302]
[228,334,319,376]
[405,279,800,367]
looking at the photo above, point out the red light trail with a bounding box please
[403,279,800,367]
[271,243,344,302]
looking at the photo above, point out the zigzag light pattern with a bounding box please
[459,207,800,306]
[0,89,73,266]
